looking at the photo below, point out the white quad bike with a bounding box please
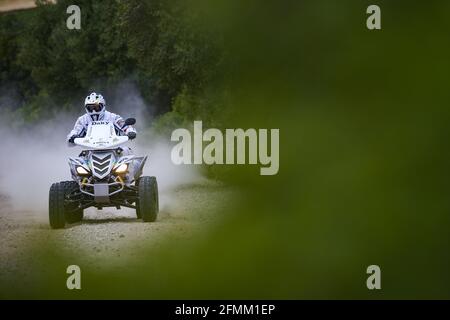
[49,118,159,229]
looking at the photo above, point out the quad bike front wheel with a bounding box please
[49,181,83,229]
[137,176,159,222]
[49,182,66,229]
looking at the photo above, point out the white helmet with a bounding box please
[84,92,106,121]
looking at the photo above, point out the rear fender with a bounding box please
[134,156,147,181]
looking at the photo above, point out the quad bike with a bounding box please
[49,118,159,229]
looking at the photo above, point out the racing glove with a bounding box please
[68,135,77,143]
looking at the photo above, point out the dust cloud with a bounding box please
[0,85,204,215]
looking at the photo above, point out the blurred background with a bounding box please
[1,0,450,299]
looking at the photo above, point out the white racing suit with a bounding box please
[67,111,137,156]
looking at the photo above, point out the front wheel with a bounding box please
[49,181,83,229]
[49,182,67,229]
[137,176,159,222]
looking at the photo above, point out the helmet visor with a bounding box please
[86,103,103,113]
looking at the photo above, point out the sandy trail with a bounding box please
[0,181,234,285]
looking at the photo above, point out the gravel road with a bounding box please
[0,181,234,287]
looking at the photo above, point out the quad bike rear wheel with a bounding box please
[137,176,159,222]
[49,181,83,229]
[62,181,84,224]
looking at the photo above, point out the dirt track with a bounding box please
[0,181,234,284]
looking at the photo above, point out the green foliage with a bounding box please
[0,10,35,104]
[0,0,224,124]
[117,0,222,97]
[14,0,135,104]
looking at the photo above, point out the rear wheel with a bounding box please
[136,202,142,219]
[62,181,84,224]
[66,211,83,224]
[138,176,159,222]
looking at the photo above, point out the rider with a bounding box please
[67,92,137,145]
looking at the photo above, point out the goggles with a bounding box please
[86,103,103,112]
